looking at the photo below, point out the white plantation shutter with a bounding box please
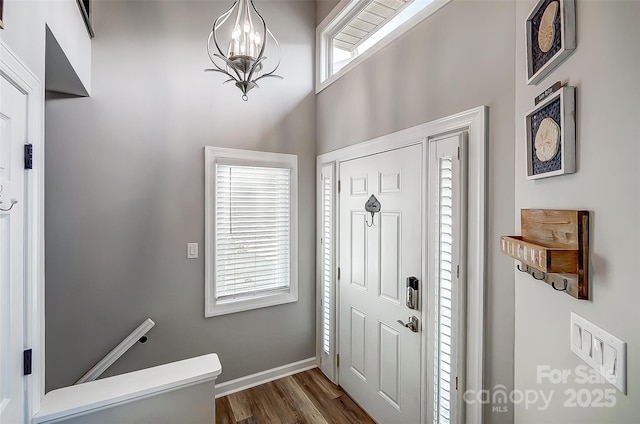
[435,157,454,424]
[318,163,336,383]
[215,164,291,300]
[322,167,333,355]
[429,133,466,424]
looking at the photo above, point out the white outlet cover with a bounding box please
[570,312,627,394]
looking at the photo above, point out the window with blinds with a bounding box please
[318,163,336,382]
[215,164,291,300]
[434,156,454,424]
[321,168,333,355]
[429,132,466,424]
[205,147,298,317]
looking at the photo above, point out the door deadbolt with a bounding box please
[397,315,419,333]
[406,276,419,310]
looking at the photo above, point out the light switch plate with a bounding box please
[187,242,199,259]
[571,312,626,394]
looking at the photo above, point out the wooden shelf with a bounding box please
[501,209,589,299]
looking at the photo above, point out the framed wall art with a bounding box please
[526,0,576,85]
[525,85,575,180]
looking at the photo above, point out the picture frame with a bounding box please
[525,86,575,180]
[526,0,576,85]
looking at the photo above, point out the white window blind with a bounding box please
[434,156,454,424]
[321,171,333,355]
[215,164,291,301]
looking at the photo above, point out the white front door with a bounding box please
[0,72,27,424]
[339,144,422,424]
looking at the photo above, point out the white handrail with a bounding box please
[75,318,155,385]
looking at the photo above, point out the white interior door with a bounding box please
[0,73,27,424]
[339,144,422,424]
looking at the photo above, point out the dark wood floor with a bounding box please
[215,368,375,424]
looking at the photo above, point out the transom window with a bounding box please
[316,0,450,92]
[205,147,298,317]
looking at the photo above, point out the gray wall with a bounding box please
[316,1,516,423]
[316,0,340,25]
[45,0,316,391]
[513,1,640,422]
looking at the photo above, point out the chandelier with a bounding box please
[205,0,282,101]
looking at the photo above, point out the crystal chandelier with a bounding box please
[205,0,282,101]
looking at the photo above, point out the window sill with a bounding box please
[205,291,298,317]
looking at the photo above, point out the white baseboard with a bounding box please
[214,357,318,398]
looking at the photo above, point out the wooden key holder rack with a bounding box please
[501,209,589,299]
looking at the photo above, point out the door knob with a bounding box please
[397,315,419,333]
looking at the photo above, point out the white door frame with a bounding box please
[1,41,46,422]
[316,106,487,423]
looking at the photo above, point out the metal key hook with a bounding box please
[364,195,380,228]
[0,185,18,212]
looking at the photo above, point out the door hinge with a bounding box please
[457,146,460,160]
[24,144,33,170]
[456,265,460,279]
[337,267,341,280]
[337,354,340,368]
[338,180,341,193]
[455,376,458,391]
[23,349,32,376]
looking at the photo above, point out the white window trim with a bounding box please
[315,0,451,94]
[316,106,487,423]
[204,146,298,317]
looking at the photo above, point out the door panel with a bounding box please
[0,75,27,424]
[379,322,400,405]
[350,175,368,195]
[350,308,367,380]
[380,213,400,303]
[350,212,367,288]
[339,144,422,424]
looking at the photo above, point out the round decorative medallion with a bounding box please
[535,117,560,162]
[538,1,558,53]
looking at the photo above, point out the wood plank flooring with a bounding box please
[215,368,376,424]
